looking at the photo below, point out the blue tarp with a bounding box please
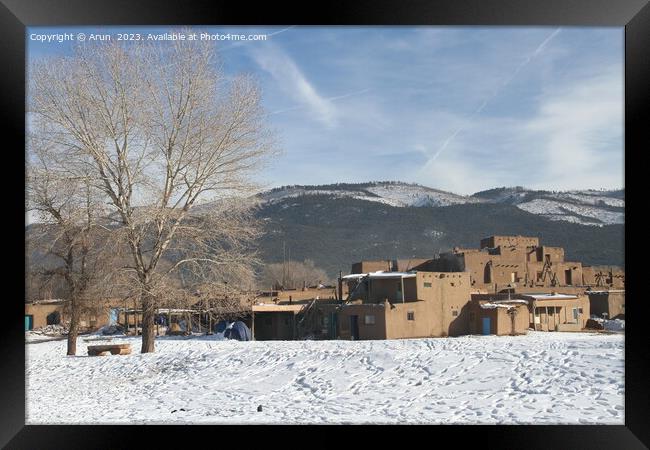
[214,320,229,333]
[224,320,252,341]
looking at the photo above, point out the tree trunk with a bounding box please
[140,292,156,353]
[67,297,80,356]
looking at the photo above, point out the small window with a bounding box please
[572,308,578,320]
[407,311,415,321]
[423,282,432,288]
[452,310,458,317]
[364,315,375,325]
[578,308,583,314]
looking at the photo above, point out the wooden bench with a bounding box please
[87,344,132,356]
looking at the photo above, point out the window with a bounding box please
[423,282,432,288]
[407,311,415,321]
[364,315,375,325]
[578,308,583,314]
[452,310,458,317]
[536,272,543,281]
[572,308,578,320]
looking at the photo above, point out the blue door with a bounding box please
[482,317,491,335]
[25,315,33,331]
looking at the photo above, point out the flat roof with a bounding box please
[342,271,417,280]
[524,294,578,300]
[252,304,305,313]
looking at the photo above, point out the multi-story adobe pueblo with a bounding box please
[251,235,624,340]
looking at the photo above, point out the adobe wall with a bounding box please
[25,303,64,329]
[480,235,539,249]
[351,260,392,274]
[530,295,590,330]
[336,303,388,340]
[384,272,471,338]
[582,266,625,288]
[588,291,625,318]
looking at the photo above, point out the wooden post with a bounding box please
[545,306,549,331]
[251,310,255,341]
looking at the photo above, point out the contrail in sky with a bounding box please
[429,28,562,162]
[219,25,296,52]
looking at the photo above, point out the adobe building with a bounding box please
[467,297,529,336]
[582,266,625,289]
[305,270,473,340]
[470,292,590,332]
[251,286,344,340]
[424,235,624,294]
[586,289,625,319]
[25,299,113,331]
[525,293,590,331]
[251,270,473,340]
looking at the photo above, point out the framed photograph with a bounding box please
[4,0,648,447]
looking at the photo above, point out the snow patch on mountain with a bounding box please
[516,199,624,226]
[260,183,482,208]
[258,182,624,227]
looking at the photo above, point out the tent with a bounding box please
[214,320,229,333]
[224,320,252,341]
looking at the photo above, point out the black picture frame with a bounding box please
[3,0,647,448]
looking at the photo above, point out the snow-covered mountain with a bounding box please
[259,182,482,208]
[472,187,624,226]
[257,182,624,227]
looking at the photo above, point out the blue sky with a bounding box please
[27,26,624,195]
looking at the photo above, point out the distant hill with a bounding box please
[26,182,625,282]
[254,182,624,277]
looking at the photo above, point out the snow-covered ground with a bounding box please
[25,331,624,425]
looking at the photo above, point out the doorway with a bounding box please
[482,317,491,335]
[350,315,359,340]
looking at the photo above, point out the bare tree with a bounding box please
[259,259,331,290]
[27,139,116,355]
[29,36,275,353]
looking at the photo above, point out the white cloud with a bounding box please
[415,66,624,194]
[248,44,337,127]
[522,67,623,190]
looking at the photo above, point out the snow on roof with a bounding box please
[341,273,367,280]
[342,271,416,280]
[587,290,625,294]
[480,299,528,309]
[524,293,577,300]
